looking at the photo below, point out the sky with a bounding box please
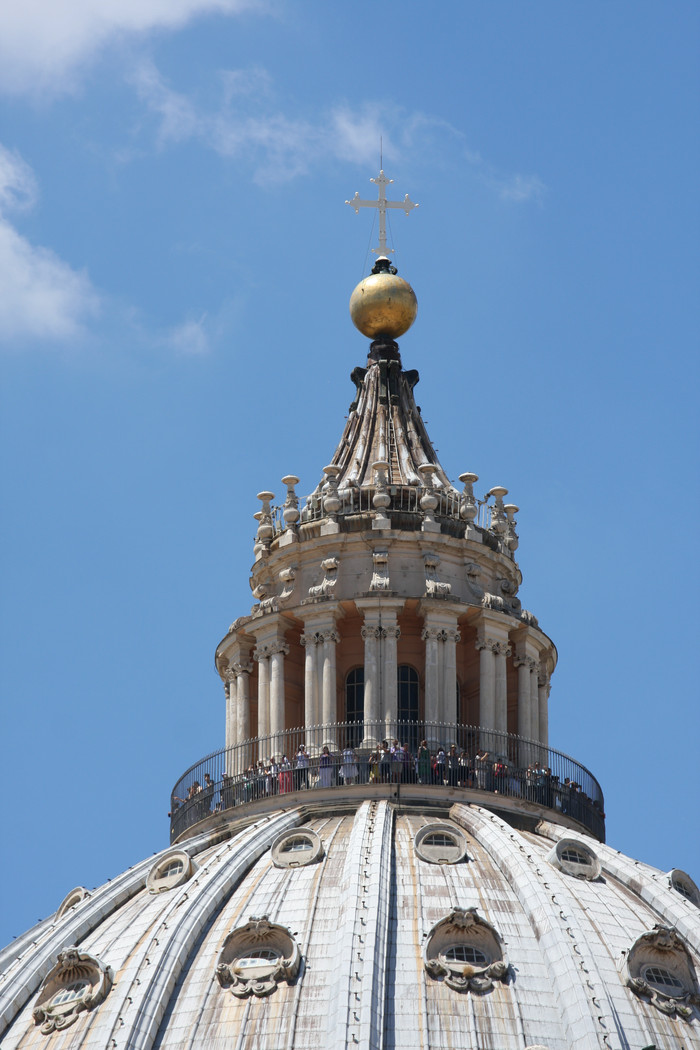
[1,1,698,948]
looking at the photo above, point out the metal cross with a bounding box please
[346,170,418,257]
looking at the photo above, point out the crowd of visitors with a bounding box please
[171,739,603,828]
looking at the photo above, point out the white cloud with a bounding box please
[0,145,99,343]
[130,64,546,201]
[0,0,262,97]
[165,316,209,355]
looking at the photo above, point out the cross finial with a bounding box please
[346,170,418,257]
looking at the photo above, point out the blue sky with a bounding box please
[1,2,698,948]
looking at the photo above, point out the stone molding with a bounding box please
[423,908,508,993]
[216,916,300,998]
[32,947,113,1034]
[625,925,700,1020]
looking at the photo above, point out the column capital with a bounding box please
[376,625,401,640]
[222,666,238,685]
[421,626,442,642]
[513,654,537,672]
[300,632,320,648]
[254,641,289,660]
[318,629,340,645]
[233,660,253,676]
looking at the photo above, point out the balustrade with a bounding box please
[170,720,605,843]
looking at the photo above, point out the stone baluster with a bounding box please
[372,460,391,530]
[488,486,508,546]
[458,471,479,539]
[504,503,519,553]
[323,465,342,522]
[281,474,300,540]
[418,463,440,533]
[254,491,275,559]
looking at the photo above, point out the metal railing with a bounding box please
[268,487,493,536]
[169,721,605,843]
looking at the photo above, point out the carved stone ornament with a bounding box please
[625,925,700,1020]
[423,908,508,993]
[370,548,390,591]
[32,947,113,1034]
[55,886,91,919]
[424,552,451,596]
[308,556,339,598]
[216,916,301,998]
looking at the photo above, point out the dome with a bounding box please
[2,803,699,1048]
[1,171,699,1049]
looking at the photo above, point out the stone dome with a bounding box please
[1,183,699,1049]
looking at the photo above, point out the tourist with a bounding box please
[341,746,359,785]
[294,745,310,789]
[318,745,333,788]
[417,740,431,784]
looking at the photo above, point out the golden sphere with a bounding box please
[349,271,418,340]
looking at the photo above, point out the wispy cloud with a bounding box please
[129,61,546,201]
[165,316,210,355]
[0,0,264,98]
[0,146,99,344]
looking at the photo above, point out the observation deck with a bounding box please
[169,721,605,844]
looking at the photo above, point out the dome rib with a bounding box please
[451,803,614,1050]
[328,800,393,1049]
[121,810,301,1050]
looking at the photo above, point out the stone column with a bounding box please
[529,660,541,743]
[223,669,237,754]
[514,654,533,742]
[381,620,401,740]
[254,647,270,742]
[235,661,253,775]
[301,631,320,733]
[269,642,290,758]
[494,641,510,736]
[476,637,496,737]
[301,605,344,753]
[442,628,460,726]
[422,626,440,742]
[538,670,551,747]
[475,611,512,752]
[321,630,340,748]
[235,662,252,745]
[361,622,380,745]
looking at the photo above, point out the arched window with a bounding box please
[345,668,364,746]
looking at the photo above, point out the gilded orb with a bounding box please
[349,270,418,340]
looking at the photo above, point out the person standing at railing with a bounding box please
[318,746,333,788]
[433,747,446,784]
[341,746,359,785]
[447,746,459,787]
[294,745,310,789]
[379,741,391,783]
[417,740,431,784]
[278,755,293,793]
[475,749,490,791]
